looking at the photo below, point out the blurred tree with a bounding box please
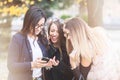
[0,0,103,26]
[78,0,88,22]
[87,0,104,27]
[78,0,87,17]
[0,0,74,18]
[77,0,103,27]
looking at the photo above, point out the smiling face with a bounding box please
[29,17,45,36]
[49,23,59,44]
[34,17,45,35]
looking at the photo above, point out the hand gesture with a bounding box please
[31,58,51,68]
[51,56,59,66]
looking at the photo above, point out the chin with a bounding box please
[51,40,57,44]
[35,32,40,35]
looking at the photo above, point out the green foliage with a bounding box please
[36,0,75,17]
[61,14,71,20]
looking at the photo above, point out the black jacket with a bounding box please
[43,44,73,80]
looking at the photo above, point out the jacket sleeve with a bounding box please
[7,34,31,73]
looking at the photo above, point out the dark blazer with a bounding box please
[7,33,48,80]
[44,44,73,80]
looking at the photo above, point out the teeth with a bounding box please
[52,37,57,41]
[52,37,56,39]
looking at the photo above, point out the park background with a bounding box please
[0,0,120,80]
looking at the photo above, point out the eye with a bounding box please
[50,29,55,32]
[35,24,44,29]
[40,24,44,26]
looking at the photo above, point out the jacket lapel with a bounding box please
[25,36,33,61]
[37,40,47,57]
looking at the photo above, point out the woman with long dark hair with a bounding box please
[7,6,52,80]
[44,19,73,80]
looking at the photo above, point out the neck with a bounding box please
[28,33,38,40]
[53,43,59,48]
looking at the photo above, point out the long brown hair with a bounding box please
[21,6,48,47]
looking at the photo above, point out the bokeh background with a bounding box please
[0,0,120,80]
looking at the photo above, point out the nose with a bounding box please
[53,32,57,36]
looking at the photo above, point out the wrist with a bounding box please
[31,62,36,69]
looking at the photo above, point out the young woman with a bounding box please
[44,19,73,80]
[63,17,120,80]
[7,6,52,80]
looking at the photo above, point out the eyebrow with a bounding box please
[37,23,44,26]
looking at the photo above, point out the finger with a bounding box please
[56,60,59,63]
[37,64,45,68]
[40,60,47,63]
[46,61,53,67]
[37,59,47,63]
[49,59,53,62]
[53,56,56,60]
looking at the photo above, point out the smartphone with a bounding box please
[41,57,50,62]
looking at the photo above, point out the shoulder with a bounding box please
[93,26,106,35]
[13,32,26,39]
[93,26,109,39]
[12,32,26,41]
[11,32,26,44]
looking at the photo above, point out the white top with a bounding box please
[27,35,43,78]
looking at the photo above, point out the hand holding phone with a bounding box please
[41,57,50,62]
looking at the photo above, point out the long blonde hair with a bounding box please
[65,18,108,66]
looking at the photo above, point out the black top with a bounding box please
[72,63,92,80]
[43,44,73,80]
[80,63,91,80]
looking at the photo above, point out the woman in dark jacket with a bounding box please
[43,19,73,80]
[7,6,52,80]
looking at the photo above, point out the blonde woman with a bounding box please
[63,17,120,80]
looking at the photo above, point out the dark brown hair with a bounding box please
[21,6,47,47]
[48,19,66,52]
